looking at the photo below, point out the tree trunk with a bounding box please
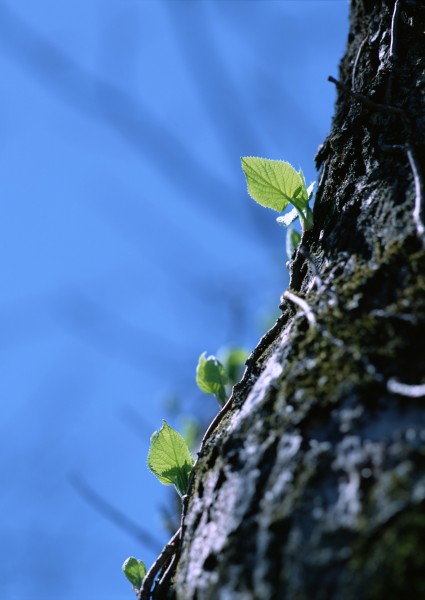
[166,1,425,598]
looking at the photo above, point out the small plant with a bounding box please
[122,557,147,591]
[196,349,248,407]
[196,352,228,407]
[122,421,194,594]
[147,420,195,497]
[241,157,315,235]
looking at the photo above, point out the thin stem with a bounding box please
[328,76,404,116]
[139,528,181,600]
[387,378,425,398]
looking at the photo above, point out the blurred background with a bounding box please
[0,1,349,598]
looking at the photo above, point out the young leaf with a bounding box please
[241,157,307,213]
[241,157,315,232]
[196,352,228,407]
[148,421,194,497]
[286,226,301,259]
[122,557,146,589]
[276,207,299,228]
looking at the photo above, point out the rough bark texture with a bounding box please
[166,1,425,598]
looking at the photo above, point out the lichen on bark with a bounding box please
[162,1,425,598]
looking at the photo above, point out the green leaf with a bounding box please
[122,557,146,589]
[241,157,307,213]
[148,421,194,497]
[286,226,301,259]
[196,352,228,407]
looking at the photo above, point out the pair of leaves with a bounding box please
[122,557,146,589]
[147,420,194,497]
[196,352,228,407]
[148,348,243,499]
[241,157,314,232]
[125,423,193,588]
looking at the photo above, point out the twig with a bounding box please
[406,145,425,241]
[328,76,404,116]
[198,392,236,450]
[153,491,191,598]
[282,291,316,329]
[152,549,180,599]
[139,528,181,600]
[387,378,425,398]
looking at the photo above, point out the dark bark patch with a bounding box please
[202,554,218,572]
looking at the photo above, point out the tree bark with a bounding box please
[164,1,425,598]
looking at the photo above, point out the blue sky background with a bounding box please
[0,1,349,598]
